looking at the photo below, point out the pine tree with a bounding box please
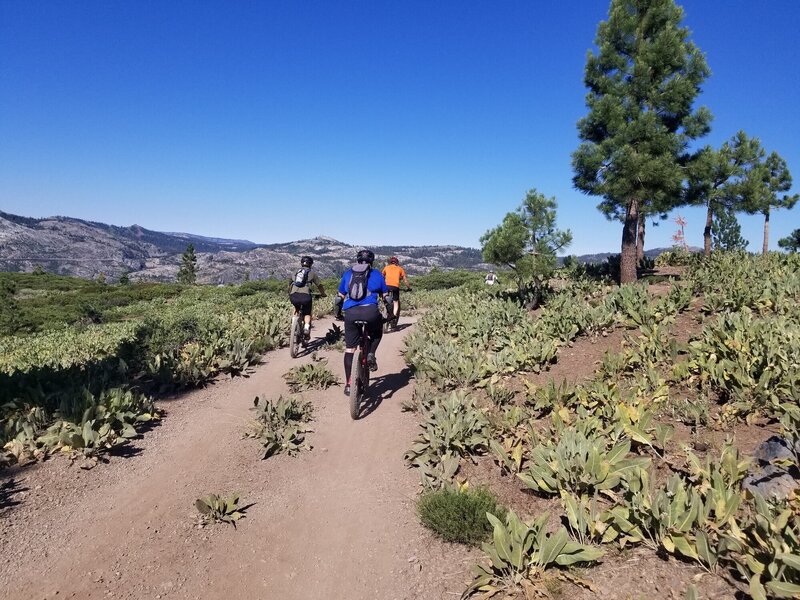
[778,229,800,253]
[744,152,798,254]
[118,271,130,285]
[711,207,748,252]
[177,244,198,284]
[572,0,711,284]
[687,131,764,256]
[481,189,571,305]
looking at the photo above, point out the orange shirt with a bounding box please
[382,264,407,288]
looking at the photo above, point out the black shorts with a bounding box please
[386,286,400,301]
[289,292,312,316]
[343,303,383,349]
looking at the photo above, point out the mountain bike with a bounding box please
[382,288,411,333]
[289,294,325,358]
[349,320,371,419]
[381,291,396,333]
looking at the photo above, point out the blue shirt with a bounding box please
[338,267,388,310]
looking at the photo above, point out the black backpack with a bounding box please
[347,264,371,301]
[293,268,309,287]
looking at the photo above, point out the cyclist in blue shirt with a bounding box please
[337,249,389,396]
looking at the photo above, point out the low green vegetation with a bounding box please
[463,510,604,599]
[417,486,506,545]
[0,281,288,464]
[282,355,339,392]
[246,395,313,459]
[195,493,247,527]
[404,251,800,598]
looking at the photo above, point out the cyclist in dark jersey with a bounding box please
[337,249,388,396]
[289,256,326,340]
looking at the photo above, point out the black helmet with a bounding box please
[301,256,313,267]
[356,249,375,264]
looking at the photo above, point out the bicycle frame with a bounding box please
[289,293,323,358]
[350,320,371,419]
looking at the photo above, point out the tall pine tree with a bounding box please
[572,0,711,283]
[686,131,764,256]
[744,152,798,254]
[177,244,197,284]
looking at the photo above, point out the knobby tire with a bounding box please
[350,351,362,420]
[290,317,300,358]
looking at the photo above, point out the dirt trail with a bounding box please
[1,315,475,600]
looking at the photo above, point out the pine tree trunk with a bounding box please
[637,215,646,262]
[620,198,639,285]
[762,208,770,255]
[704,202,713,257]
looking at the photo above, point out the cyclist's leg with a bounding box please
[290,293,311,336]
[289,293,302,317]
[333,295,344,319]
[393,287,401,324]
[387,287,398,315]
[303,297,313,335]
[365,304,383,368]
[342,307,365,393]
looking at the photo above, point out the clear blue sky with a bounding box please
[1,1,798,254]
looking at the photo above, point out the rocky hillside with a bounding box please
[0,211,489,283]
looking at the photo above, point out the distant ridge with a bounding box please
[567,247,701,264]
[163,232,259,249]
[0,211,490,283]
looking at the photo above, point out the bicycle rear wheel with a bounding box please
[290,316,300,358]
[350,351,362,419]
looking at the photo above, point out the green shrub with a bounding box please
[282,355,339,391]
[246,395,313,459]
[417,486,506,545]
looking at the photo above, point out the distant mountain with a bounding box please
[163,231,259,250]
[0,211,490,283]
[568,247,702,264]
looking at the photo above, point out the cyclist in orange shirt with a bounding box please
[381,256,411,327]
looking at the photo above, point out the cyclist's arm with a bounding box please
[337,272,349,299]
[401,269,411,290]
[310,271,325,296]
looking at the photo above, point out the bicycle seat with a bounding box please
[354,320,369,325]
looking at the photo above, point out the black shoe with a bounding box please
[344,384,351,396]
[303,328,311,341]
[367,353,377,372]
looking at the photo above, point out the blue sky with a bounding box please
[1,1,798,254]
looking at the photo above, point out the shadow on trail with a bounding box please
[358,367,413,419]
[0,477,28,512]
[108,445,145,459]
[299,337,330,355]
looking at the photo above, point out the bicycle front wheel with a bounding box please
[350,351,362,420]
[290,317,300,358]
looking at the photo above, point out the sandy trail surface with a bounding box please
[1,315,475,600]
